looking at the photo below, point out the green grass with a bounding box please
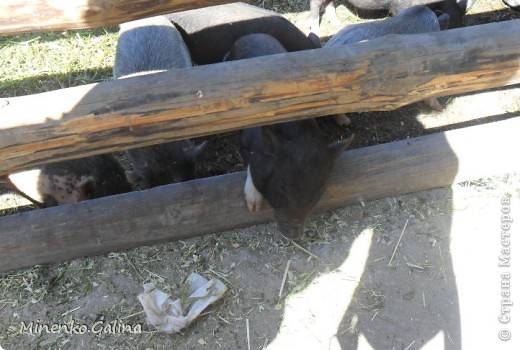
[0,1,312,99]
[0,28,118,97]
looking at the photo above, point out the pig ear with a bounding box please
[260,126,281,156]
[327,134,355,158]
[76,176,96,201]
[182,140,208,159]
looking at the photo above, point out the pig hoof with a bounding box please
[310,19,320,36]
[423,97,444,112]
[325,14,341,26]
[334,113,352,127]
[245,166,264,212]
[324,5,341,26]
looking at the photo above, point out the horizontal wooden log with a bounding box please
[1,117,520,273]
[1,20,520,175]
[0,0,233,35]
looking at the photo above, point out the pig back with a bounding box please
[325,5,441,47]
[114,15,192,78]
[166,2,318,64]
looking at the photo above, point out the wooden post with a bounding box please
[1,117,519,273]
[0,0,233,35]
[1,19,519,175]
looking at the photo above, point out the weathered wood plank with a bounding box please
[1,117,519,273]
[0,0,233,35]
[1,20,520,175]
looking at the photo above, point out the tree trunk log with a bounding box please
[1,117,519,272]
[1,20,519,174]
[0,0,233,35]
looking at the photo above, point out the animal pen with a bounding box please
[0,0,519,273]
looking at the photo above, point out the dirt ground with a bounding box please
[1,1,520,350]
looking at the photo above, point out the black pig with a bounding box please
[114,15,206,189]
[325,5,449,44]
[225,34,354,239]
[123,141,206,189]
[166,2,319,65]
[6,155,131,207]
[325,5,449,111]
[310,0,476,34]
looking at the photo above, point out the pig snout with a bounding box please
[275,212,307,240]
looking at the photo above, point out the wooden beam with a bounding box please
[1,117,519,272]
[0,0,233,35]
[1,20,520,175]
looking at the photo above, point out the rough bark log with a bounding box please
[1,117,519,272]
[0,0,233,35]
[1,20,519,174]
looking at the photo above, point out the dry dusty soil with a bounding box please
[1,1,520,349]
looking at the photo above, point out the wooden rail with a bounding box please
[1,19,519,175]
[0,0,233,35]
[1,117,519,272]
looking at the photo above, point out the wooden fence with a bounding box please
[0,1,519,272]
